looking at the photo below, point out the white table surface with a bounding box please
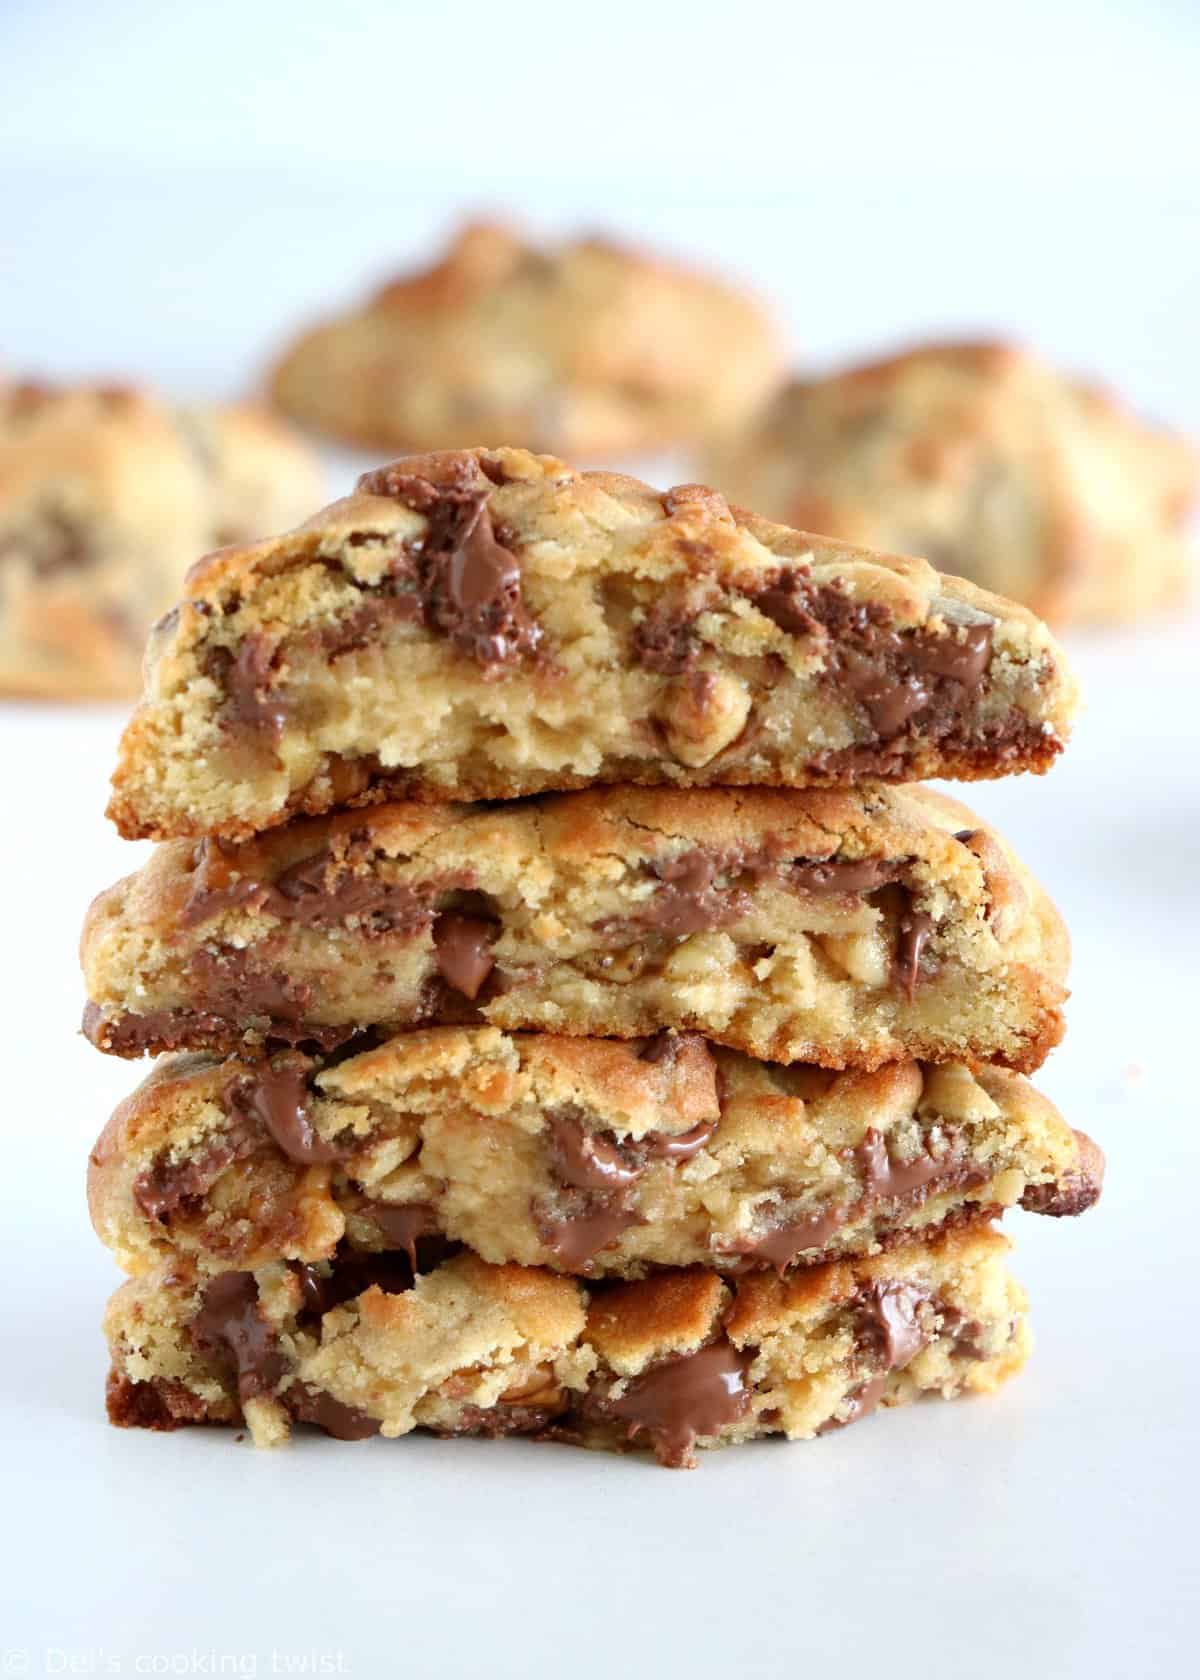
[1,604,1197,1679]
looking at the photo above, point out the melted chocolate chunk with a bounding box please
[354,461,540,672]
[631,605,699,675]
[855,1127,986,1203]
[81,999,353,1059]
[188,945,314,1025]
[433,913,497,999]
[225,1060,337,1165]
[285,1384,379,1441]
[183,837,445,936]
[532,1191,643,1269]
[639,848,761,936]
[548,1114,642,1191]
[751,571,996,741]
[857,1280,930,1369]
[788,856,902,894]
[1019,1130,1105,1217]
[894,890,935,999]
[717,1203,848,1273]
[218,634,288,743]
[596,1338,751,1467]
[360,1200,440,1269]
[132,1129,253,1223]
[640,1118,717,1161]
[190,1272,288,1401]
[292,1250,417,1318]
[816,1373,889,1434]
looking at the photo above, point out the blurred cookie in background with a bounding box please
[268,219,784,458]
[708,342,1197,625]
[0,380,322,699]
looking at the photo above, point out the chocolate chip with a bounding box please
[132,1120,257,1223]
[188,945,314,1026]
[284,1384,379,1441]
[855,1127,985,1202]
[225,1059,337,1166]
[894,892,935,999]
[220,634,288,743]
[631,606,699,675]
[912,622,994,685]
[190,1273,288,1402]
[857,1280,930,1369]
[788,856,902,894]
[640,1118,717,1162]
[593,1338,751,1467]
[433,913,497,999]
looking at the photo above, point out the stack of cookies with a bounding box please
[83,447,1102,1467]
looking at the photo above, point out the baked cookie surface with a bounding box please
[103,1222,1029,1465]
[88,1026,1102,1281]
[106,448,1078,840]
[0,379,322,698]
[83,783,1068,1072]
[269,220,783,456]
[709,342,1197,624]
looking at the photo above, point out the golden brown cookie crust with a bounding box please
[105,447,1078,840]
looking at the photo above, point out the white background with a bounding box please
[1,4,1198,1677]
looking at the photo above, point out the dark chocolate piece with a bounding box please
[433,913,497,999]
[285,1384,379,1441]
[190,1272,288,1402]
[225,1060,337,1166]
[596,1338,751,1467]
[858,1280,930,1369]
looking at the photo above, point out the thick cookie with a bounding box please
[268,220,783,456]
[103,1222,1028,1465]
[709,342,1197,624]
[88,1026,1102,1280]
[0,379,322,698]
[106,448,1078,839]
[83,784,1068,1072]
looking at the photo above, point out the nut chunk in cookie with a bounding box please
[83,783,1068,1072]
[102,1224,1029,1464]
[708,341,1197,625]
[87,1026,1103,1282]
[268,220,784,457]
[106,447,1079,840]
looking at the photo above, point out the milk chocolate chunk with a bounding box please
[858,1280,930,1369]
[817,1373,888,1434]
[895,895,935,999]
[285,1384,379,1441]
[912,621,994,686]
[631,605,698,675]
[132,1130,251,1223]
[716,1203,848,1272]
[225,1060,336,1166]
[599,1338,751,1467]
[548,1114,641,1191]
[641,849,755,935]
[357,461,541,671]
[788,856,901,894]
[838,651,932,738]
[189,945,314,1025]
[433,913,497,999]
[181,838,268,925]
[190,1272,287,1401]
[641,1118,717,1162]
[1020,1129,1105,1217]
[361,1200,440,1269]
[218,634,288,743]
[533,1192,642,1269]
[856,1127,984,1202]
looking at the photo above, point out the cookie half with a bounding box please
[83,783,1068,1071]
[89,1026,1101,1282]
[268,220,783,457]
[103,1223,1028,1466]
[0,379,322,699]
[105,446,1078,838]
[708,341,1197,624]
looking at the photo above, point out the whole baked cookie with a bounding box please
[708,342,1197,624]
[0,379,323,698]
[268,220,784,456]
[83,783,1069,1072]
[103,1223,1029,1465]
[105,448,1079,839]
[88,1026,1103,1280]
